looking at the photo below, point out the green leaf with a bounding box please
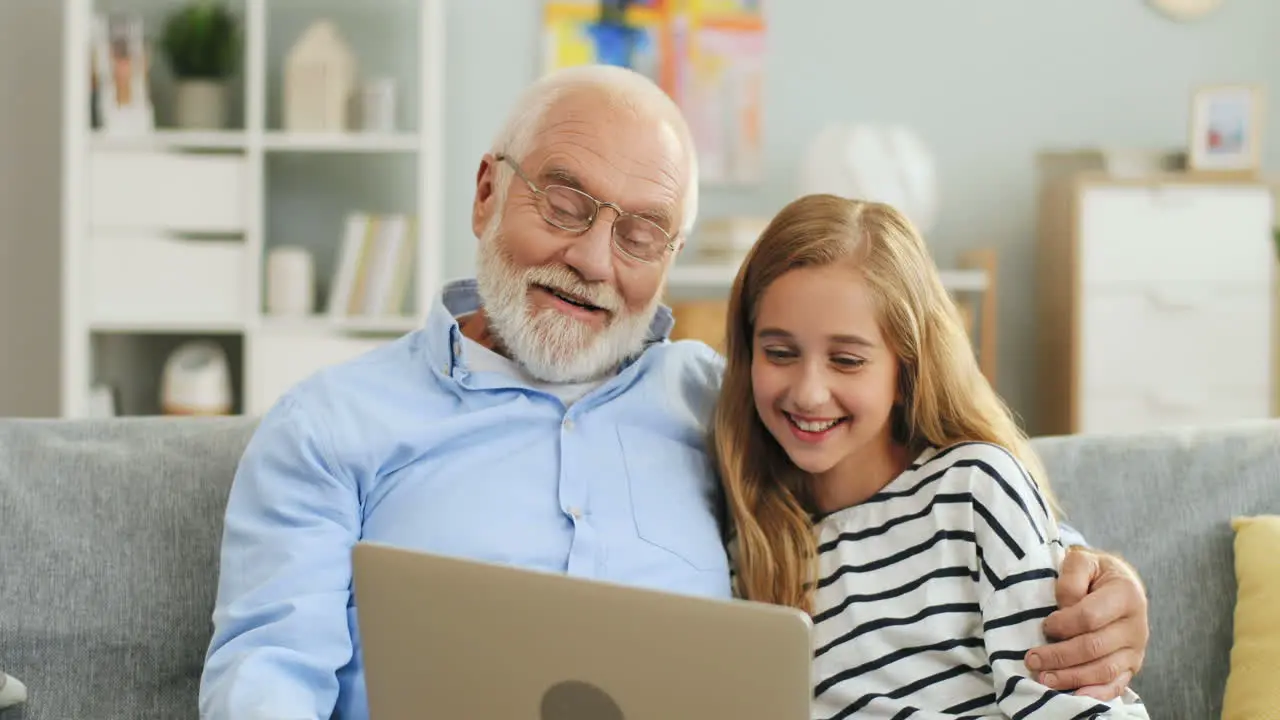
[161,1,240,80]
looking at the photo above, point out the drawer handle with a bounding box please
[1145,290,1199,312]
[1145,392,1202,412]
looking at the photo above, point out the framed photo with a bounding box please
[1187,84,1264,175]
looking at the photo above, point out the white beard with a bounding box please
[474,214,662,384]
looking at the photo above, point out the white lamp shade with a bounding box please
[1148,0,1224,21]
[799,123,940,237]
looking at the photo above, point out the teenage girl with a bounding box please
[711,194,1148,719]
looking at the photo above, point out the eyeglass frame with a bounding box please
[493,153,680,264]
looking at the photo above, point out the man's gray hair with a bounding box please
[488,64,700,237]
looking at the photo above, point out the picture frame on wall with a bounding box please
[1187,84,1265,176]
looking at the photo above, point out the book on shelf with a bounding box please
[328,212,417,319]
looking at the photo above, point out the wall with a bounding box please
[441,0,1280,432]
[0,0,63,417]
[2,0,1277,423]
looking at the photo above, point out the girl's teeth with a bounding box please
[794,417,838,432]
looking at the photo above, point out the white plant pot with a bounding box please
[173,79,228,129]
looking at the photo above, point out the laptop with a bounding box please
[352,541,814,720]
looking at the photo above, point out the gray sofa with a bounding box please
[2,416,1278,719]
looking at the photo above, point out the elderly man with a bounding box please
[199,65,1149,719]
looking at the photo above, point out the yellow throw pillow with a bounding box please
[1221,515,1280,720]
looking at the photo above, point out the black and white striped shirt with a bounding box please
[759,442,1149,719]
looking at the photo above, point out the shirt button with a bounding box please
[568,506,582,519]
[562,417,574,430]
[452,339,462,356]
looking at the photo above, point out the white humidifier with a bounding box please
[160,341,233,415]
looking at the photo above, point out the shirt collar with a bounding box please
[423,278,676,375]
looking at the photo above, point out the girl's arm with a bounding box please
[966,445,1149,719]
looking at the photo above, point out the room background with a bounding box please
[3,0,1279,430]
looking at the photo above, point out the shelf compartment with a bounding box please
[87,234,248,327]
[90,331,244,417]
[264,152,418,316]
[87,0,250,133]
[264,0,422,134]
[89,149,249,234]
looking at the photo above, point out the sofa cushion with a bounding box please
[2,415,1278,718]
[0,417,255,720]
[1030,419,1280,720]
[1220,514,1280,720]
[0,672,27,709]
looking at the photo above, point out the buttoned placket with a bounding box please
[440,316,621,580]
[558,405,597,578]
[448,336,462,376]
[436,325,460,379]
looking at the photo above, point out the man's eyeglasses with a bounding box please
[495,153,678,264]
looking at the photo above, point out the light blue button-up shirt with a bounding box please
[199,279,732,720]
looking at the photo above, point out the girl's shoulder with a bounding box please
[894,441,1045,512]
[909,441,1031,489]
[812,442,1032,522]
[912,441,1055,537]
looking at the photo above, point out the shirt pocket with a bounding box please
[616,425,728,572]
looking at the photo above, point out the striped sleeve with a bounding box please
[964,444,1149,719]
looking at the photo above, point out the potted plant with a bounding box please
[161,0,239,129]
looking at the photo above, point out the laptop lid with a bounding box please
[352,541,813,720]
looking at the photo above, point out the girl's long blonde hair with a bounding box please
[711,194,1060,614]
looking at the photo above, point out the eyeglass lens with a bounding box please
[540,185,669,261]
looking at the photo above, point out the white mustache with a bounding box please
[523,265,622,313]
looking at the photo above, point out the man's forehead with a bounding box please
[532,122,679,170]
[535,152,678,224]
[533,95,686,175]
[526,135,682,217]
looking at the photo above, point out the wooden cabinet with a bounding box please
[1036,172,1275,436]
[669,299,729,353]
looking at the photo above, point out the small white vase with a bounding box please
[266,246,316,317]
[173,79,227,129]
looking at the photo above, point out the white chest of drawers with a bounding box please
[1036,173,1275,436]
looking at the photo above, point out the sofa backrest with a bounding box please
[1031,419,1280,720]
[0,417,255,720]
[1,416,1277,719]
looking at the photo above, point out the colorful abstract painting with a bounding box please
[543,0,766,185]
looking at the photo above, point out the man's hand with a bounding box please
[1024,546,1149,701]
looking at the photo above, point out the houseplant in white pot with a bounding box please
[161,0,239,129]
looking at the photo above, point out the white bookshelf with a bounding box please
[61,0,445,418]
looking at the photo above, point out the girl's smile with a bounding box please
[782,412,849,442]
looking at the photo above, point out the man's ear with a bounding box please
[472,153,499,239]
